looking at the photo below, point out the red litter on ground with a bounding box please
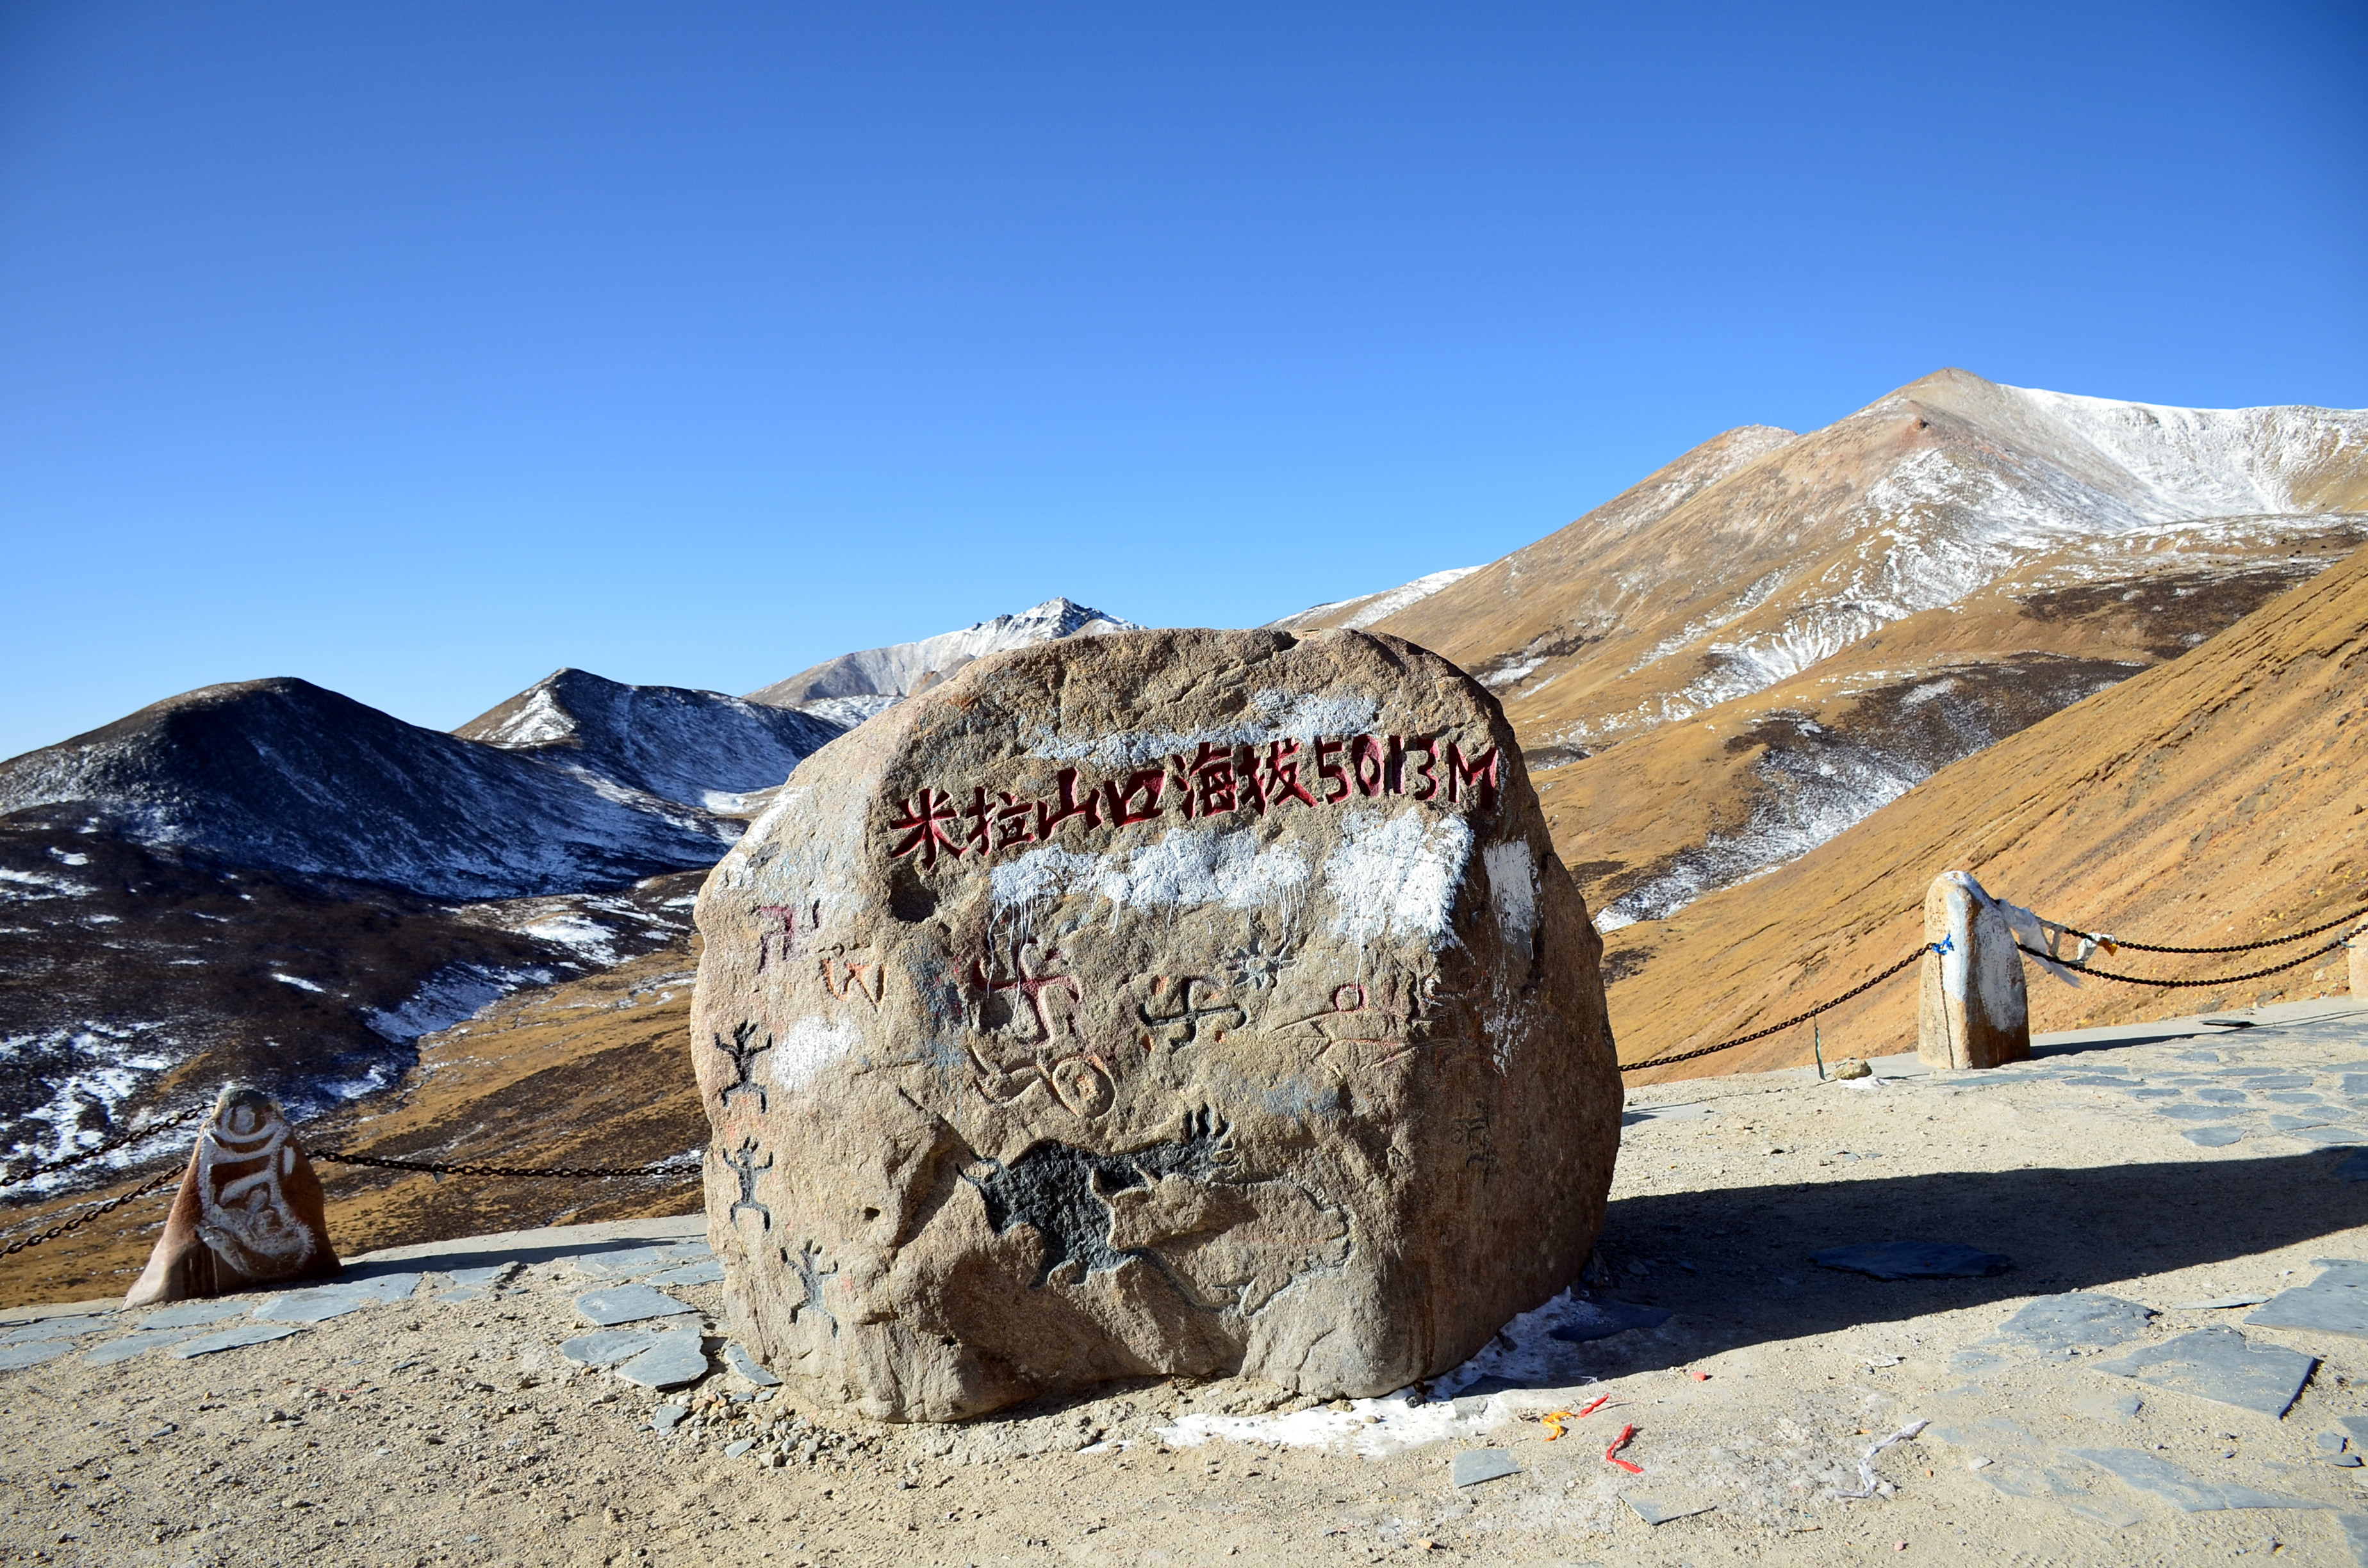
[1604,1424,1643,1474]
[1577,1395,1611,1417]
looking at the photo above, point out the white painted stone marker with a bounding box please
[1918,870,2032,1070]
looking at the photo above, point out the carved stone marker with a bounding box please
[691,627,1621,1421]
[1917,870,2032,1070]
[126,1085,338,1305]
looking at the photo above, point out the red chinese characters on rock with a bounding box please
[884,734,1500,869]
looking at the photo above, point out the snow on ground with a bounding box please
[0,868,94,899]
[0,1022,183,1191]
[1159,1286,1613,1458]
[514,914,622,966]
[362,963,562,1046]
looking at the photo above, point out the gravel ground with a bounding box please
[8,999,2368,1567]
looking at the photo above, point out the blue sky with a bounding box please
[3,1,2362,760]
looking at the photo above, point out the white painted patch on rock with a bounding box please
[989,829,1310,917]
[1030,689,1383,771]
[1096,827,1310,911]
[773,1016,863,1091]
[1483,839,1536,960]
[1325,809,1472,945]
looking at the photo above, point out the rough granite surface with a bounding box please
[689,627,1622,1419]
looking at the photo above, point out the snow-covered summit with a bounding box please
[744,596,1140,711]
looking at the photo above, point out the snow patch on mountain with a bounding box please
[746,598,1140,710]
[791,694,903,730]
[0,867,94,900]
[1595,658,2139,928]
[456,668,845,817]
[1273,567,1484,632]
[0,1021,181,1191]
[363,962,563,1045]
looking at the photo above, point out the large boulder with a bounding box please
[689,627,1620,1421]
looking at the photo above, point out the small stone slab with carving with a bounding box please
[3,1314,113,1346]
[0,1340,76,1371]
[724,1342,782,1385]
[1994,1293,2155,1350]
[2068,1448,2331,1512]
[254,1274,423,1323]
[1813,1242,2011,1280]
[1624,1493,1716,1526]
[138,1300,253,1330]
[561,1328,668,1367]
[86,1329,201,1366]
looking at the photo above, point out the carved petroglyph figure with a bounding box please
[818,951,886,1008]
[784,1241,839,1337]
[960,937,1115,1117]
[968,937,1083,1045]
[126,1084,338,1306]
[1451,1098,1498,1180]
[1136,976,1246,1050]
[725,1136,773,1232]
[752,901,818,974]
[714,1021,773,1112]
[691,627,1620,1420]
[1224,934,1297,992]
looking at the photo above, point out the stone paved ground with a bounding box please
[8,997,2368,1566]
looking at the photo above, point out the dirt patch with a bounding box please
[2016,562,2336,659]
[10,1006,2368,1566]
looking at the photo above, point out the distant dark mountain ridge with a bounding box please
[0,677,748,902]
[453,667,844,815]
[0,605,1128,1201]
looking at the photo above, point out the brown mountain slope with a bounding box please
[1607,539,2368,1084]
[1340,370,2368,926]
[1273,423,1798,641]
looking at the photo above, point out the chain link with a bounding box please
[311,1150,702,1181]
[1,1106,203,1191]
[2016,933,2353,989]
[1620,899,2368,1077]
[1620,943,1936,1075]
[0,1171,181,1258]
[2034,901,2368,956]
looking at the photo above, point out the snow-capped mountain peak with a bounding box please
[744,596,1141,710]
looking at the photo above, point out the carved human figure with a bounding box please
[125,1084,339,1306]
[714,1021,773,1112]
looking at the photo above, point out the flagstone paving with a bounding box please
[4,999,2368,1564]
